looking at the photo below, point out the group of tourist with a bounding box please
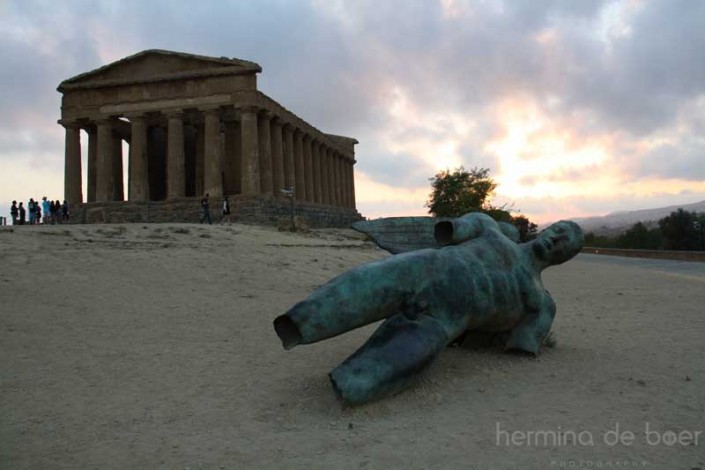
[9,197,69,226]
[8,194,232,226]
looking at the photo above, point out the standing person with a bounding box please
[10,201,18,225]
[62,200,69,222]
[35,202,41,225]
[41,197,50,224]
[220,195,231,224]
[200,193,212,224]
[49,200,57,225]
[55,200,62,224]
[18,202,25,225]
[28,198,36,225]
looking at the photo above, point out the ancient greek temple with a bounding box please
[57,49,360,225]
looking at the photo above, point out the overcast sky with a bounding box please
[2,0,704,224]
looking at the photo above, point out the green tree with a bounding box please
[659,209,699,251]
[616,222,661,250]
[511,215,539,242]
[584,232,618,248]
[425,166,496,217]
[482,205,512,223]
[425,166,538,242]
[616,222,662,249]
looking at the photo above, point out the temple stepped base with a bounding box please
[73,196,363,228]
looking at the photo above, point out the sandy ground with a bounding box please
[1,222,703,469]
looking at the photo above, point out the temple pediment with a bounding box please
[58,49,261,91]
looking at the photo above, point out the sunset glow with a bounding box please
[485,96,611,201]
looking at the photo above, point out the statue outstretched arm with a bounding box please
[504,293,556,355]
[352,213,521,254]
[274,251,435,349]
[434,212,500,246]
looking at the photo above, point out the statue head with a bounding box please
[531,220,584,266]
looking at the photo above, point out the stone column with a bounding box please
[283,124,295,191]
[303,135,314,202]
[271,118,284,194]
[63,121,82,206]
[294,130,305,201]
[341,156,350,208]
[343,158,352,208]
[203,109,223,197]
[342,157,350,208]
[96,119,114,202]
[195,124,205,197]
[324,147,335,206]
[329,151,336,207]
[258,111,273,196]
[333,152,342,207]
[166,111,185,199]
[312,141,322,204]
[350,159,357,209]
[320,146,330,206]
[112,132,124,201]
[87,126,97,202]
[347,160,355,208]
[240,106,260,195]
[322,147,333,206]
[128,114,149,201]
[339,157,348,208]
[224,120,242,195]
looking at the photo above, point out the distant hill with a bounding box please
[572,200,705,237]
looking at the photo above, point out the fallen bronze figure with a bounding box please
[274,212,584,405]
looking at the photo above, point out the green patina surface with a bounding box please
[352,215,520,254]
[351,216,443,254]
[274,213,584,405]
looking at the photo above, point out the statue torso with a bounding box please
[412,228,549,337]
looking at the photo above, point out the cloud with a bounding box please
[1,0,705,225]
[354,171,431,219]
[638,141,705,181]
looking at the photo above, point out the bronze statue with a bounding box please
[274,213,584,405]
